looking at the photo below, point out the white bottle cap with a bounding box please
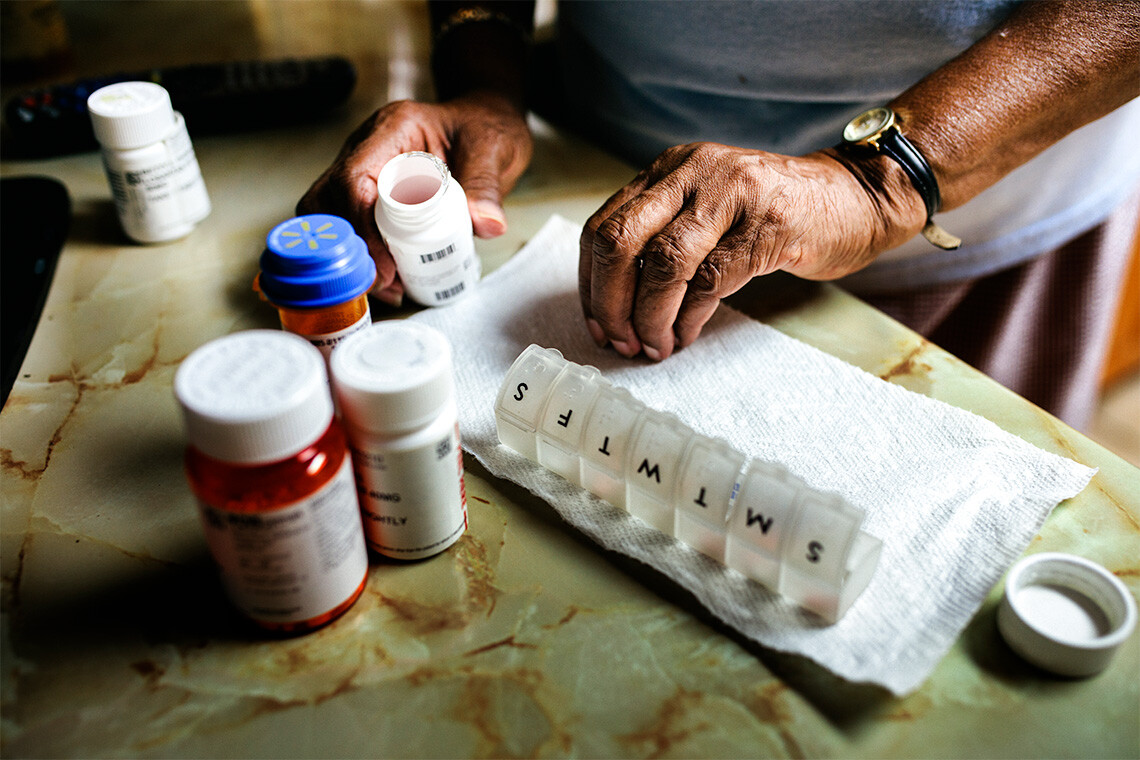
[88,81,177,150]
[997,552,1137,677]
[175,330,334,464]
[330,321,455,434]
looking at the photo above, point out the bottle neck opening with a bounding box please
[377,152,450,223]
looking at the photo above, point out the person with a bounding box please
[298,0,1140,429]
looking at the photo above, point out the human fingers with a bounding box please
[445,94,533,238]
[578,170,654,348]
[583,178,692,358]
[671,231,766,348]
[629,182,749,360]
[298,101,452,293]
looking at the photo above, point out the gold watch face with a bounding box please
[844,106,894,143]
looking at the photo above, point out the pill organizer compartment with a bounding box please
[536,362,604,485]
[493,344,882,623]
[625,410,690,533]
[579,385,645,509]
[725,460,803,589]
[779,490,869,622]
[674,435,745,563]
[494,345,569,459]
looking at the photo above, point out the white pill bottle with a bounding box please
[373,151,480,307]
[88,81,211,243]
[330,321,468,560]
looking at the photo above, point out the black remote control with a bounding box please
[4,56,356,158]
[1,176,70,406]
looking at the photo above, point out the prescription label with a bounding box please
[197,459,368,625]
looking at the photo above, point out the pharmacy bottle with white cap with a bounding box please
[88,81,211,243]
[175,330,369,633]
[330,321,468,560]
[373,151,480,307]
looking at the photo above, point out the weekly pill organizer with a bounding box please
[494,345,883,623]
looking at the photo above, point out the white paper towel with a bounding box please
[410,214,1096,695]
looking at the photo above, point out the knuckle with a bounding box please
[380,99,422,121]
[592,214,635,257]
[690,254,728,295]
[641,232,690,285]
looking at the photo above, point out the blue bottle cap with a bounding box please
[259,214,376,309]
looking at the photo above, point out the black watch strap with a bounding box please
[844,107,962,250]
[878,127,940,217]
[878,128,960,249]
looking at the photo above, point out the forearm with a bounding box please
[428,1,535,112]
[891,0,1140,211]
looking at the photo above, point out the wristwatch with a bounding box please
[843,107,961,250]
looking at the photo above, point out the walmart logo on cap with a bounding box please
[279,219,338,250]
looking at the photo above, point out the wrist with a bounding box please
[820,145,929,256]
[837,107,961,250]
[430,5,531,109]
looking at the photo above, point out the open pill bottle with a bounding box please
[175,330,369,633]
[374,151,480,307]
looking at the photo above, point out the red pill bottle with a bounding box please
[175,330,369,633]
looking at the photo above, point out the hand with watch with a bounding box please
[579,0,1138,364]
[577,132,937,361]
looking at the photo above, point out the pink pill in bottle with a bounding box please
[374,151,481,307]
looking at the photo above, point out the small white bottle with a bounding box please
[88,81,211,243]
[374,151,480,307]
[330,321,468,560]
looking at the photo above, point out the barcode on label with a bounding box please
[434,281,466,301]
[420,243,456,264]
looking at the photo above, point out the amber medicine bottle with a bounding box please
[87,81,211,243]
[330,321,467,560]
[373,151,480,307]
[257,214,377,360]
[175,330,369,633]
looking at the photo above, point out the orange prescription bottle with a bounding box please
[256,214,376,360]
[174,330,369,633]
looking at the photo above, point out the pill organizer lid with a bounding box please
[259,214,377,308]
[174,330,333,464]
[997,552,1137,677]
[88,81,178,150]
[330,321,454,433]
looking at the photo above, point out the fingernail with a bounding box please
[643,345,662,361]
[472,200,507,237]
[612,340,637,358]
[586,319,607,347]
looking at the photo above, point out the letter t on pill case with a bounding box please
[493,344,882,623]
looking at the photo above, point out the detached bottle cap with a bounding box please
[997,552,1137,677]
[175,330,333,464]
[330,321,455,434]
[87,81,177,150]
[260,214,377,309]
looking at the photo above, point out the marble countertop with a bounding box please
[2,2,1137,757]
